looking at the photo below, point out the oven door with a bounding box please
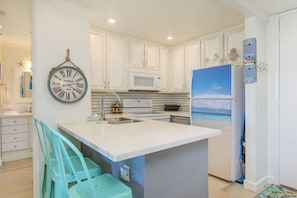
[134,113,170,122]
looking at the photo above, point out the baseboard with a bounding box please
[244,176,269,192]
[2,149,32,162]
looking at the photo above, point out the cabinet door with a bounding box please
[145,42,160,71]
[90,32,106,90]
[185,40,201,91]
[106,35,128,91]
[159,46,169,91]
[170,44,186,92]
[201,33,223,68]
[129,40,145,69]
[224,27,244,66]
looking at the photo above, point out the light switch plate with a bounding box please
[243,38,257,65]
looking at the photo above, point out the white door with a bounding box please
[279,11,297,189]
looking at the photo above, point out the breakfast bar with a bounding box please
[58,117,221,198]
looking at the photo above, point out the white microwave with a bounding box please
[129,71,161,91]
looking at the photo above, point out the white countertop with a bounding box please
[0,112,32,118]
[58,118,221,162]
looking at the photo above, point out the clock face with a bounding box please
[48,66,88,103]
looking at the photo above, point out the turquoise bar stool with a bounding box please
[34,118,102,198]
[49,123,133,198]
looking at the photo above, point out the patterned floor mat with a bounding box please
[256,185,297,198]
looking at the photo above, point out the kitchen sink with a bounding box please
[107,117,143,124]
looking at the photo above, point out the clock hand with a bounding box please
[69,84,82,94]
[62,82,78,87]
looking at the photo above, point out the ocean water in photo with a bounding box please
[191,112,231,131]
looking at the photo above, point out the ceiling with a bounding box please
[0,0,32,46]
[1,0,297,46]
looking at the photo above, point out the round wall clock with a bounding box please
[48,66,88,103]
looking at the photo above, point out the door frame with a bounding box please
[268,8,297,186]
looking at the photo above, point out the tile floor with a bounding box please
[0,158,259,198]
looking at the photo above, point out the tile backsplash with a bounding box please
[91,91,189,115]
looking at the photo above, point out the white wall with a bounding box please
[32,0,91,197]
[244,16,268,192]
[1,43,32,105]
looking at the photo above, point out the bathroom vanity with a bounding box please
[0,113,32,166]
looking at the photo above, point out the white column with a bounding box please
[244,16,268,192]
[32,1,91,197]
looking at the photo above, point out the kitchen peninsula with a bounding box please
[58,117,221,198]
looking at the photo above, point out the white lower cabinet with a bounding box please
[0,116,32,165]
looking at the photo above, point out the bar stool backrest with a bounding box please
[43,123,97,197]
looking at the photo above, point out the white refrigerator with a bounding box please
[191,64,245,181]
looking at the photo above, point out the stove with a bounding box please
[122,99,170,122]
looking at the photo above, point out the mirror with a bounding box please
[20,72,32,98]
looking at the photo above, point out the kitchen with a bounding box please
[1,0,297,197]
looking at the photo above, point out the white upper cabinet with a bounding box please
[129,40,160,71]
[170,44,187,92]
[106,34,128,91]
[168,41,201,93]
[201,33,224,68]
[159,46,169,91]
[185,40,201,88]
[145,42,160,71]
[223,26,244,66]
[129,40,145,69]
[90,32,128,91]
[90,32,106,90]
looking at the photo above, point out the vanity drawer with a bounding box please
[2,133,28,143]
[2,141,29,152]
[1,117,28,126]
[1,125,28,134]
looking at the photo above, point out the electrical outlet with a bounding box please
[120,165,130,182]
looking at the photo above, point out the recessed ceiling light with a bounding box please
[108,18,116,24]
[167,36,173,40]
[0,25,2,29]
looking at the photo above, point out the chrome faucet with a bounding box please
[100,91,121,120]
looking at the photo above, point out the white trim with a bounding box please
[267,15,280,185]
[244,176,269,192]
[2,149,32,162]
[267,8,297,186]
